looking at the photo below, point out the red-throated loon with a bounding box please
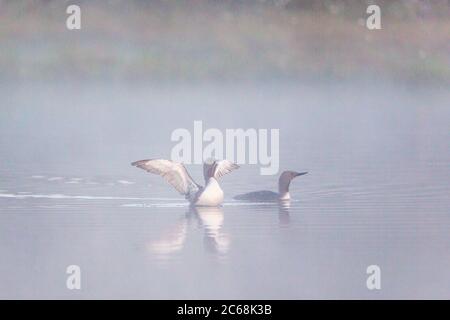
[233,171,307,202]
[132,159,239,206]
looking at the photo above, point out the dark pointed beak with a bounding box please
[295,172,308,177]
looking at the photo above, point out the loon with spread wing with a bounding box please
[131,159,239,206]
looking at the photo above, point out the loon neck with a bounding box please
[206,177,218,185]
[278,192,290,200]
[204,177,221,191]
[278,173,292,195]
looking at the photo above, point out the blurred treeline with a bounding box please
[0,0,449,83]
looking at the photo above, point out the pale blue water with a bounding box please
[0,83,449,299]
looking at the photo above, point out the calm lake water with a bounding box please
[0,82,449,299]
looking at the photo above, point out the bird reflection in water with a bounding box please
[148,206,229,258]
[278,200,291,226]
[248,201,292,226]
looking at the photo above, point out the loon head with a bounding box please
[278,171,308,195]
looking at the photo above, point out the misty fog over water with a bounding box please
[1,82,449,298]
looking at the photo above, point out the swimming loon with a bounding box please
[233,171,307,202]
[131,159,239,206]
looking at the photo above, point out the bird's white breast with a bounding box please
[194,178,224,206]
[278,192,290,200]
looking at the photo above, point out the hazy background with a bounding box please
[1,0,449,84]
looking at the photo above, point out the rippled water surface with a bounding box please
[1,83,449,299]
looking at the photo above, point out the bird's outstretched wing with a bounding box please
[203,159,239,181]
[132,159,200,196]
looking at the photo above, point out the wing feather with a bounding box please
[131,159,200,196]
[204,159,239,180]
